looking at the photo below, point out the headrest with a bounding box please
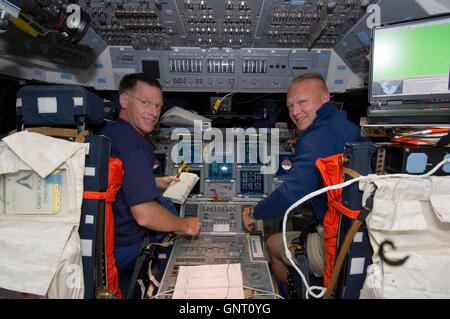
[16,85,104,127]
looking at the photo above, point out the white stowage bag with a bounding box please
[360,177,450,299]
[359,262,383,299]
[0,131,89,298]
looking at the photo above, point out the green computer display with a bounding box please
[370,15,450,102]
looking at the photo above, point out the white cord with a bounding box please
[221,92,233,101]
[149,288,175,299]
[214,93,233,113]
[148,260,160,288]
[137,279,146,299]
[145,239,176,250]
[243,285,285,299]
[282,157,450,299]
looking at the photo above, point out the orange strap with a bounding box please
[83,190,116,202]
[316,153,361,288]
[83,157,124,202]
[82,157,123,299]
[329,200,360,219]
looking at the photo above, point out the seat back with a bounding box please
[334,142,378,299]
[16,85,104,133]
[79,135,111,298]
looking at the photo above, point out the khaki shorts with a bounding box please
[277,227,325,277]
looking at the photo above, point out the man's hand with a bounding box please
[156,176,180,189]
[242,207,256,232]
[181,217,201,236]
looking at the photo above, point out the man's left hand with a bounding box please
[242,207,256,232]
[156,176,180,189]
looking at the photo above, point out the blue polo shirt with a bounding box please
[253,102,365,222]
[101,119,160,246]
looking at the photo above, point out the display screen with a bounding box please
[240,170,264,195]
[208,161,233,180]
[370,15,450,102]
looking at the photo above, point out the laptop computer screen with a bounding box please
[369,14,450,104]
